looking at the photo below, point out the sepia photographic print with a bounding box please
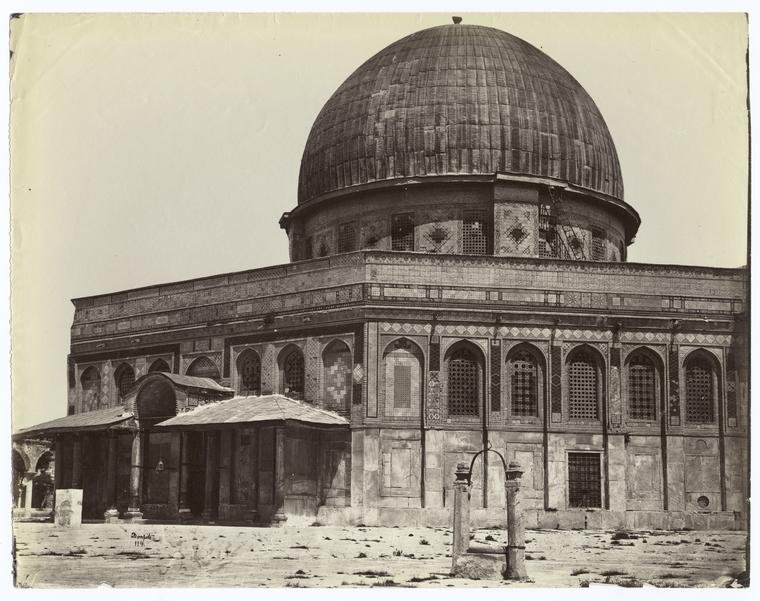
[7,7,752,591]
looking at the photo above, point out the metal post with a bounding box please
[504,460,527,581]
[451,461,472,567]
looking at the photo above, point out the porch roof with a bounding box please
[13,406,135,439]
[155,394,349,430]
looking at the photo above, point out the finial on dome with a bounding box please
[452,16,462,25]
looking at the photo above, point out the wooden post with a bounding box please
[504,461,528,581]
[202,431,219,521]
[451,461,472,569]
[71,435,82,488]
[218,430,232,519]
[103,433,119,522]
[124,430,144,521]
[272,426,287,526]
[54,437,63,490]
[178,432,192,520]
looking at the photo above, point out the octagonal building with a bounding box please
[17,22,748,530]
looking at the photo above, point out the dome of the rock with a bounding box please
[298,23,625,206]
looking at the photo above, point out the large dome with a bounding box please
[298,23,624,205]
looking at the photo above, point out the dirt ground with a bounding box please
[12,521,747,588]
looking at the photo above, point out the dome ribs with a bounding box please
[298,24,624,204]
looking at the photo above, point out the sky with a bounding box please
[9,12,749,429]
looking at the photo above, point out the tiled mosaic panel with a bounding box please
[495,204,537,256]
[668,346,681,424]
[323,344,351,412]
[490,342,501,412]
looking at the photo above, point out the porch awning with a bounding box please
[13,406,135,440]
[155,394,349,430]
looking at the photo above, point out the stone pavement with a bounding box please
[13,522,747,588]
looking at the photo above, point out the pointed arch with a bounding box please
[322,340,352,412]
[506,342,546,418]
[625,346,663,422]
[382,337,424,417]
[149,358,171,373]
[683,349,720,425]
[186,356,220,382]
[445,340,485,418]
[278,345,305,400]
[80,366,102,411]
[114,363,136,399]
[566,345,605,421]
[236,348,262,396]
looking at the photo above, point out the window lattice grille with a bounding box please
[463,210,488,255]
[237,351,261,395]
[568,453,602,508]
[391,213,415,251]
[282,350,305,400]
[538,204,556,258]
[628,354,656,420]
[511,351,538,417]
[448,348,480,416]
[116,366,135,398]
[685,359,715,424]
[568,352,598,420]
[591,228,606,261]
[393,365,412,409]
[187,356,220,381]
[338,222,357,254]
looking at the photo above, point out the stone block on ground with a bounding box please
[451,552,505,580]
[54,489,83,527]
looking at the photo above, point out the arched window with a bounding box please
[383,338,423,417]
[149,358,171,373]
[509,349,540,417]
[186,356,220,382]
[568,350,600,420]
[627,352,658,421]
[236,349,261,396]
[323,340,352,412]
[280,347,305,400]
[80,366,101,411]
[685,354,717,424]
[447,344,483,417]
[114,363,136,399]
